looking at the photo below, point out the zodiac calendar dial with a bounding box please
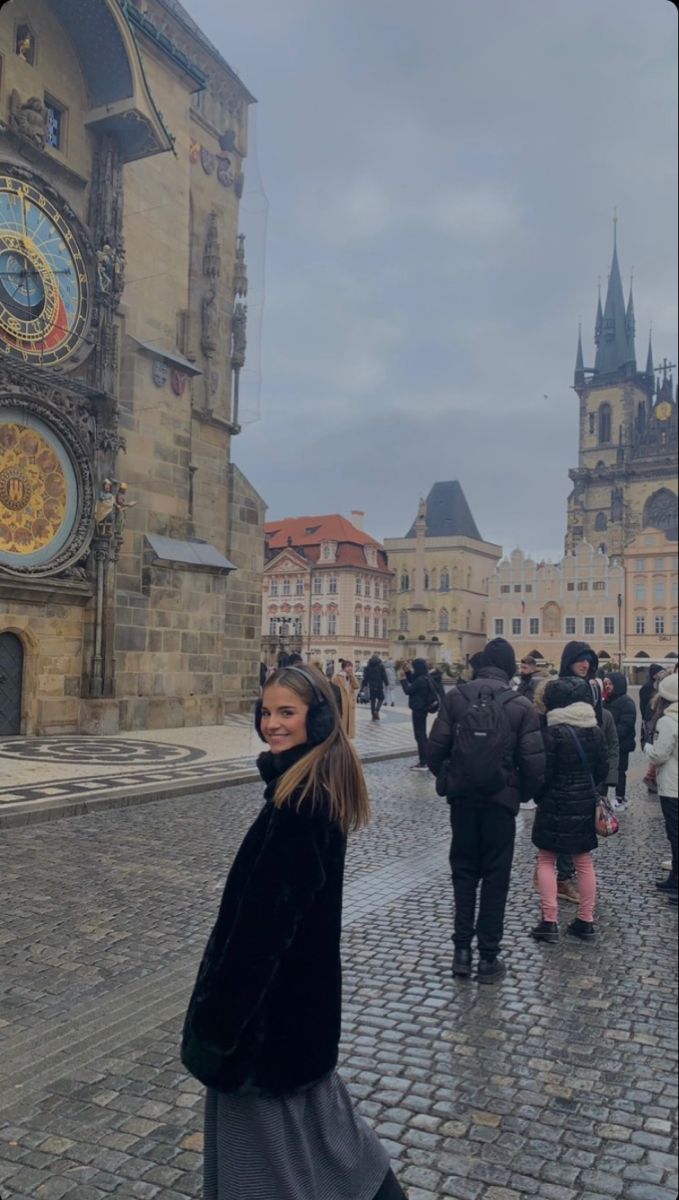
[0,174,90,366]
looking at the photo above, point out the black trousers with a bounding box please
[617,750,630,800]
[660,795,678,881]
[412,709,428,765]
[369,687,384,718]
[449,800,516,957]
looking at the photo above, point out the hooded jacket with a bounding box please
[427,666,545,812]
[363,656,388,693]
[604,672,637,754]
[645,702,678,798]
[532,689,609,855]
[401,657,435,712]
[640,665,665,727]
[181,744,346,1096]
[559,641,599,679]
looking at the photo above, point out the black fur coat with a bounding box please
[181,744,347,1096]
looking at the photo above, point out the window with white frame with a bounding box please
[565,617,577,636]
[269,618,277,634]
[282,578,291,596]
[654,581,665,602]
[354,615,361,636]
[440,569,450,591]
[604,616,615,635]
[327,613,337,635]
[364,617,370,637]
[399,610,409,632]
[439,609,449,631]
[382,619,388,639]
[373,618,379,638]
[312,614,321,635]
[328,576,338,595]
[313,575,322,594]
[529,617,540,636]
[584,617,595,636]
[364,579,371,598]
[270,579,278,596]
[295,577,304,595]
[655,615,665,635]
[635,583,646,601]
[672,615,678,635]
[512,618,522,635]
[494,618,504,636]
[593,581,606,591]
[635,615,646,634]
[355,577,362,596]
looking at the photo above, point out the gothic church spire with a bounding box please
[594,216,636,377]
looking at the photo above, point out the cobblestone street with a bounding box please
[0,754,677,1200]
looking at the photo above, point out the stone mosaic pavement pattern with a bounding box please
[0,753,677,1200]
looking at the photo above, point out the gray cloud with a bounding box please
[187,0,677,559]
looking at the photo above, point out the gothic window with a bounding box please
[594,512,607,532]
[589,413,595,435]
[598,544,607,555]
[424,571,430,590]
[440,569,450,591]
[643,489,678,541]
[598,403,612,444]
[400,572,409,592]
[430,569,437,590]
[399,610,409,632]
[16,23,36,65]
[439,609,449,632]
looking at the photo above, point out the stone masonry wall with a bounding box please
[223,462,265,712]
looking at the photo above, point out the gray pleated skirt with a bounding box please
[203,1071,390,1199]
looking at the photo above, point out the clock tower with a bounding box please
[566,222,678,558]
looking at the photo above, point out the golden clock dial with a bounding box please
[0,174,90,366]
[654,400,673,422]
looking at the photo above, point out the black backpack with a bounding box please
[449,683,515,794]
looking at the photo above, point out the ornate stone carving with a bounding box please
[203,211,221,279]
[233,234,248,298]
[8,91,47,148]
[231,302,247,367]
[152,358,169,387]
[95,478,115,535]
[201,289,219,357]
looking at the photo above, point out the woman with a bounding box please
[645,672,678,903]
[332,658,360,739]
[363,654,389,721]
[603,672,637,806]
[531,677,608,943]
[401,658,436,771]
[181,665,407,1200]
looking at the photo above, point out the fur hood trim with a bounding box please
[547,702,598,729]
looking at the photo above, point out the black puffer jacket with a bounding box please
[401,659,435,712]
[181,744,346,1096]
[604,672,637,753]
[427,667,546,812]
[532,712,609,854]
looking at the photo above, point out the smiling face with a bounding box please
[260,682,309,752]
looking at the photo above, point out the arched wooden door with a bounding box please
[0,632,23,736]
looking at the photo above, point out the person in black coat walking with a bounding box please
[531,677,609,944]
[401,657,436,770]
[427,638,545,983]
[603,671,637,805]
[363,654,389,721]
[555,640,601,900]
[181,666,407,1200]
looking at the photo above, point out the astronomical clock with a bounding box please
[0,169,96,580]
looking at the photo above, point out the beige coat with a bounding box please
[332,672,359,739]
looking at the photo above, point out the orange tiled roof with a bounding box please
[265,514,382,549]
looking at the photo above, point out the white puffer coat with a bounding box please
[645,703,678,799]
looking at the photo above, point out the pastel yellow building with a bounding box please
[384,483,501,667]
[487,544,625,670]
[623,529,678,673]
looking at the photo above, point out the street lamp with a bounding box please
[617,592,623,670]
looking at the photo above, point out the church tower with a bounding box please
[566,221,678,557]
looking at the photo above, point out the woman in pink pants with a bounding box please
[531,677,609,942]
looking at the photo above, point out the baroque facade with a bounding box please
[262,513,393,670]
[384,482,502,667]
[0,0,265,736]
[487,544,625,670]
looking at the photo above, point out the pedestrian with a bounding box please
[401,658,437,770]
[603,672,637,807]
[554,641,601,902]
[363,654,389,721]
[516,654,545,701]
[382,657,398,706]
[531,677,609,945]
[181,665,408,1200]
[429,667,447,709]
[332,659,360,739]
[644,672,678,904]
[427,638,545,983]
[640,664,665,741]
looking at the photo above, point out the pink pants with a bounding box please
[537,849,596,923]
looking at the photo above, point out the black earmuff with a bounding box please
[254,667,338,746]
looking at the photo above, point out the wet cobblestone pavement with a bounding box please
[0,755,677,1199]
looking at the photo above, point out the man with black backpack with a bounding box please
[427,638,545,983]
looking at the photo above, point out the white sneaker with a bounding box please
[410,764,429,772]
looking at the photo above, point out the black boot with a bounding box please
[567,918,596,941]
[477,956,506,984]
[655,873,679,893]
[531,920,559,944]
[452,947,472,978]
[372,1167,409,1200]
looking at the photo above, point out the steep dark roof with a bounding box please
[405,482,482,541]
[594,226,636,378]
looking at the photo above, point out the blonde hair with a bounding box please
[262,668,370,834]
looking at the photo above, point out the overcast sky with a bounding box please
[186,0,677,560]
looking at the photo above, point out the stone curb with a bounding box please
[0,747,416,829]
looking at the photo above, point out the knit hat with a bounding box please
[544,677,593,711]
[659,673,679,703]
[480,637,516,680]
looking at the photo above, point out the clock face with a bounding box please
[0,174,90,366]
[654,400,673,422]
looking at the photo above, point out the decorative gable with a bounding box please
[364,544,377,567]
[320,540,338,563]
